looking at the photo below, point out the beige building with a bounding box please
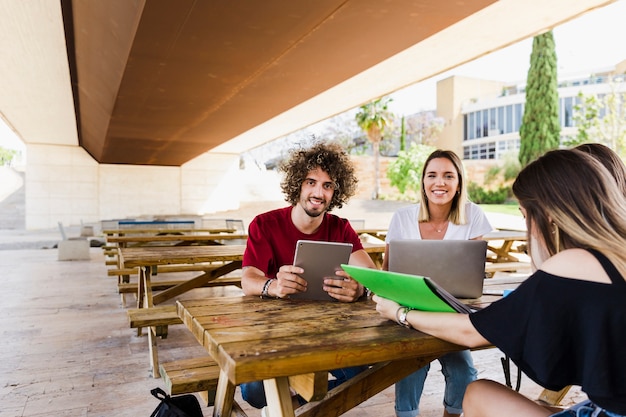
[436,59,626,161]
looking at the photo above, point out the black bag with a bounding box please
[150,387,204,417]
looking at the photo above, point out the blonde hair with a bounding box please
[418,149,468,224]
[574,143,626,196]
[513,149,626,277]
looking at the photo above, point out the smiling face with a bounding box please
[297,167,336,218]
[422,157,460,209]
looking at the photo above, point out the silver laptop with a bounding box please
[388,239,487,299]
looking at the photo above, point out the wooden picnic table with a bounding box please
[176,288,510,417]
[107,233,248,248]
[102,227,237,237]
[354,228,388,241]
[118,242,385,308]
[119,245,246,308]
[361,241,385,268]
[482,230,527,263]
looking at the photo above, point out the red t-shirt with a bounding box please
[242,206,364,278]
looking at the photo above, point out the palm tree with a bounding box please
[355,97,394,199]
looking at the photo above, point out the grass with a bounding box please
[479,203,522,217]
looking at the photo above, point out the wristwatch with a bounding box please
[396,306,413,328]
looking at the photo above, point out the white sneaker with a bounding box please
[261,406,268,417]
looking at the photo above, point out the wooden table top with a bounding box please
[102,227,237,235]
[483,230,527,241]
[118,245,247,268]
[107,233,248,244]
[118,242,382,267]
[177,296,467,385]
[176,279,519,416]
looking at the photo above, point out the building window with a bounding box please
[505,105,513,133]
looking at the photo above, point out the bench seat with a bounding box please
[127,305,182,328]
[159,357,248,415]
[160,357,220,395]
[118,276,242,294]
[108,263,222,276]
[127,305,181,378]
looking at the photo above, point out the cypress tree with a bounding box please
[518,30,561,167]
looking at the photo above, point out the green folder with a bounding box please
[341,264,471,313]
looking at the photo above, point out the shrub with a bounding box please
[468,182,510,204]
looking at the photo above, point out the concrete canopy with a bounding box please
[0,0,616,166]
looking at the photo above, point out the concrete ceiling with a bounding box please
[0,0,616,166]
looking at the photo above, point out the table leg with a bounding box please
[263,377,294,417]
[136,266,151,336]
[152,260,242,304]
[213,370,237,417]
[487,240,520,263]
[295,355,439,417]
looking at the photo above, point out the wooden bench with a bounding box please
[107,263,229,279]
[116,276,242,307]
[160,357,220,396]
[159,358,248,415]
[128,305,182,378]
[118,276,241,293]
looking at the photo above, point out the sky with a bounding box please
[2,0,626,151]
[387,0,626,115]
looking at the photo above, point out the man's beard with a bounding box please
[300,196,328,218]
[303,206,324,218]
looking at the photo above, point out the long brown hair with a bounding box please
[512,149,626,277]
[574,143,626,196]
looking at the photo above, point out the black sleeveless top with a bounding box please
[470,249,626,414]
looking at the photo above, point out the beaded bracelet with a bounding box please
[261,278,274,298]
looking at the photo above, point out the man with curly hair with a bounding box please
[240,141,375,412]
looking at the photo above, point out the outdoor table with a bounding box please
[354,228,388,241]
[102,227,237,237]
[118,243,384,308]
[118,245,246,308]
[483,230,528,263]
[361,241,385,268]
[177,295,503,417]
[107,233,248,248]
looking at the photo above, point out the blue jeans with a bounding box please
[550,400,625,417]
[240,365,368,409]
[395,350,476,417]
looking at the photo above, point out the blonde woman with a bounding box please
[374,149,626,417]
[383,150,492,417]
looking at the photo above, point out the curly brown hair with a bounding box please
[279,141,357,211]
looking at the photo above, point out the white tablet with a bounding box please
[290,240,353,301]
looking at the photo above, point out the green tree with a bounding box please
[518,30,561,167]
[399,116,407,152]
[568,79,626,157]
[0,147,17,166]
[386,143,436,200]
[355,97,394,199]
